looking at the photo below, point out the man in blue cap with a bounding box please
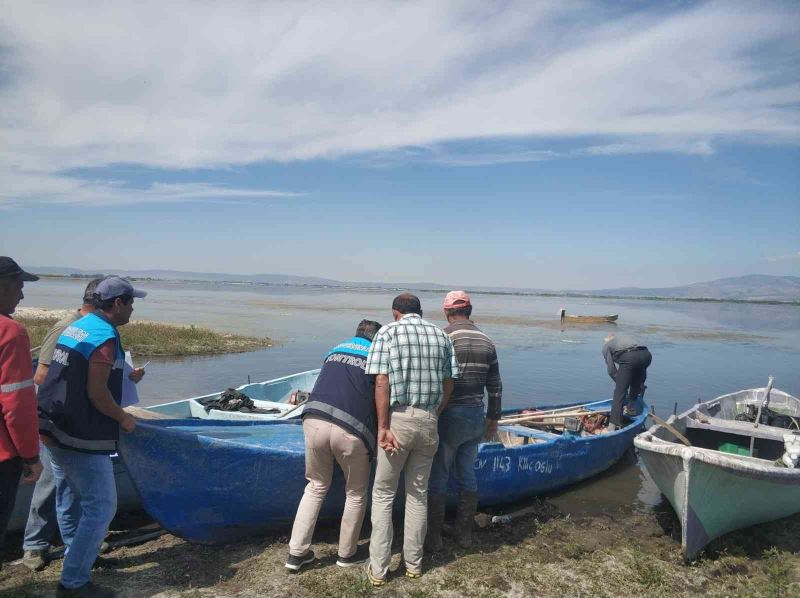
[38,276,147,598]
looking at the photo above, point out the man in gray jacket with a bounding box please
[602,334,652,430]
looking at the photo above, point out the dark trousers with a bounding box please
[610,349,652,427]
[0,457,23,558]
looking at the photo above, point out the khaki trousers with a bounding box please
[369,406,439,578]
[288,416,371,558]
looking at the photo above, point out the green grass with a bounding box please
[19,316,272,357]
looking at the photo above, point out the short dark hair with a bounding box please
[83,278,104,304]
[355,319,382,341]
[94,293,132,311]
[445,305,472,318]
[392,293,422,316]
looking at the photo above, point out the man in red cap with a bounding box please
[0,257,43,567]
[426,290,502,551]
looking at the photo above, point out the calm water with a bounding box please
[21,278,800,513]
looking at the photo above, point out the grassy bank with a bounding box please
[1,500,798,597]
[17,312,272,357]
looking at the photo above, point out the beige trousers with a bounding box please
[369,406,439,578]
[288,415,371,558]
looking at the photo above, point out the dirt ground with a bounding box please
[2,499,798,598]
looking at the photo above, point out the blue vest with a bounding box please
[303,336,377,460]
[37,313,125,454]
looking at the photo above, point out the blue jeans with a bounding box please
[428,404,485,495]
[48,445,116,589]
[23,443,80,551]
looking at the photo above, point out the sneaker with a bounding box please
[606,423,617,432]
[365,562,387,587]
[404,569,422,579]
[56,581,116,597]
[336,545,368,568]
[285,549,315,572]
[22,549,48,572]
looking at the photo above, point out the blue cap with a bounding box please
[94,276,147,301]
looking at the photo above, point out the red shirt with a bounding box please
[0,314,39,462]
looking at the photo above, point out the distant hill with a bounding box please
[32,267,343,287]
[30,268,799,302]
[582,275,800,302]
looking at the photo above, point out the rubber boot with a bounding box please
[454,491,478,549]
[424,493,447,552]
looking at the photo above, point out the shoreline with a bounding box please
[15,307,273,357]
[34,273,799,307]
[1,497,797,597]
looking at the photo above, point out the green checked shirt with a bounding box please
[365,313,460,411]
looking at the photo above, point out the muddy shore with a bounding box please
[2,494,797,597]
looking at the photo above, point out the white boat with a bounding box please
[7,369,320,533]
[634,380,800,560]
[144,368,320,420]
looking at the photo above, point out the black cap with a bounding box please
[0,257,39,281]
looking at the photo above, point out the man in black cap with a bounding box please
[0,257,43,568]
[38,276,147,597]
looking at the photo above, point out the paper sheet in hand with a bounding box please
[122,351,140,407]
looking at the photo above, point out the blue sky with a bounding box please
[1,1,798,289]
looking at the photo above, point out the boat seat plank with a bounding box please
[686,415,797,442]
[499,425,560,441]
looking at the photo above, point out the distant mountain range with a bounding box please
[30,267,800,303]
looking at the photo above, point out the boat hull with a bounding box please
[635,386,800,560]
[636,438,800,560]
[120,402,647,543]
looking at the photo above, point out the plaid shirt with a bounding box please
[365,314,460,411]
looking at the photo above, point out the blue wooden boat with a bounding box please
[119,400,646,543]
[6,369,319,534]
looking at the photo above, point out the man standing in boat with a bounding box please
[37,276,146,598]
[426,291,502,552]
[364,293,459,586]
[602,334,652,431]
[285,319,382,573]
[0,257,43,569]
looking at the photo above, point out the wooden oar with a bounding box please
[499,408,610,425]
[648,412,691,447]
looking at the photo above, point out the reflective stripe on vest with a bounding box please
[0,378,34,393]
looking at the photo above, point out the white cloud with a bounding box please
[0,170,301,207]
[0,0,798,202]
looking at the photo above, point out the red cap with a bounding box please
[443,290,471,309]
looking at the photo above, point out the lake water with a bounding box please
[21,277,800,513]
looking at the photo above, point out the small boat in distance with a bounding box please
[635,379,800,561]
[120,398,647,543]
[559,308,618,324]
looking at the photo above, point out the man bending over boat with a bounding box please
[364,294,459,586]
[38,276,146,598]
[602,334,652,431]
[285,319,382,573]
[426,291,502,552]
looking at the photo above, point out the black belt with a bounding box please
[613,346,647,358]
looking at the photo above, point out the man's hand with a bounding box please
[484,418,499,441]
[128,368,145,383]
[21,460,43,485]
[120,414,137,434]
[378,429,400,454]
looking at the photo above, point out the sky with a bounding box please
[1,1,798,290]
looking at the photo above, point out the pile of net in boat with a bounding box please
[201,388,281,414]
[734,405,800,430]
